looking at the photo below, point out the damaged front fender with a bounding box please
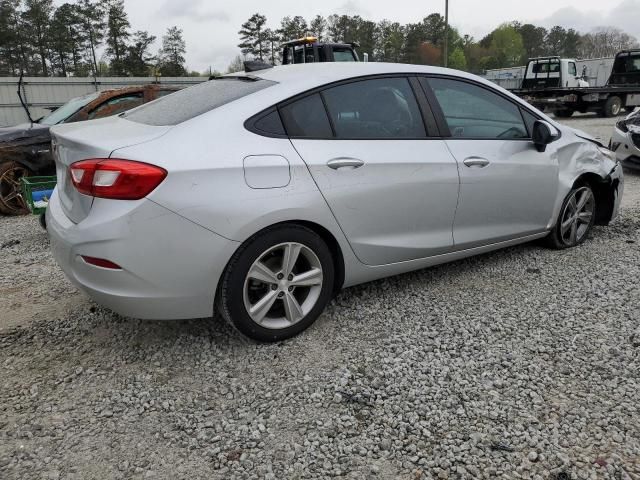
[555,133,623,227]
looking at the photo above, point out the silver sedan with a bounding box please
[47,63,623,341]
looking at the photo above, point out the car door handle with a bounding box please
[463,157,490,168]
[327,157,365,170]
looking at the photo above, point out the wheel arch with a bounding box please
[572,172,616,225]
[218,220,346,300]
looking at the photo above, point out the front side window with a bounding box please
[88,93,144,120]
[322,77,426,139]
[426,78,528,139]
[569,62,577,77]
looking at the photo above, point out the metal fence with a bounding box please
[0,76,207,126]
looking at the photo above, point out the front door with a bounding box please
[282,76,460,265]
[422,77,558,250]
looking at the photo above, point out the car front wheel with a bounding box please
[218,225,335,342]
[545,184,596,249]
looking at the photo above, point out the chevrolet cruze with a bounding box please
[47,63,623,341]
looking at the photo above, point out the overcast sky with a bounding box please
[54,0,640,72]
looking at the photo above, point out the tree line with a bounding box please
[0,0,190,77]
[236,13,640,72]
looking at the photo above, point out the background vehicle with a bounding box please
[0,84,179,215]
[610,107,640,169]
[511,50,640,118]
[281,36,359,64]
[520,57,590,90]
[46,64,622,342]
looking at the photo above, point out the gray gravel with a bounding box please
[552,112,626,145]
[1,116,639,479]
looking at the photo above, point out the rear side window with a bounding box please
[322,77,426,139]
[253,110,286,136]
[568,62,577,77]
[426,77,528,139]
[280,93,333,138]
[123,78,276,126]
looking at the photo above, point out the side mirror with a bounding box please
[532,120,560,152]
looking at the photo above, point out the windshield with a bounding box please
[39,92,100,126]
[123,78,276,126]
[333,48,357,62]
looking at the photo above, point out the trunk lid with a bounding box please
[50,116,171,223]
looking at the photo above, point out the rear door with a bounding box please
[285,75,460,266]
[420,76,558,250]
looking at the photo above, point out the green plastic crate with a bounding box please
[20,176,57,215]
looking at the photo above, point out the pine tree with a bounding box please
[0,0,22,75]
[76,0,106,76]
[23,0,53,75]
[158,26,186,76]
[238,13,269,61]
[309,15,327,41]
[123,30,156,76]
[105,0,130,75]
[49,3,81,76]
[278,16,308,42]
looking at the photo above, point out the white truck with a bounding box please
[511,51,640,117]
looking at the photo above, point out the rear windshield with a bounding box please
[123,78,276,126]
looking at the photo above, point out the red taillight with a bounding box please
[81,256,122,270]
[69,159,167,200]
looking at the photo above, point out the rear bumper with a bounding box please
[46,189,239,320]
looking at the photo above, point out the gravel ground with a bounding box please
[554,112,624,145]
[1,116,639,480]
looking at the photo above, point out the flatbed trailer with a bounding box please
[512,84,640,117]
[510,50,640,117]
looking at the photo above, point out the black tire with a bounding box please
[602,96,622,118]
[554,108,574,118]
[544,183,596,249]
[217,224,335,342]
[0,160,31,215]
[39,212,47,230]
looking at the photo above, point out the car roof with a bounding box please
[213,62,554,126]
[234,62,483,92]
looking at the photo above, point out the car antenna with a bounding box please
[17,70,35,125]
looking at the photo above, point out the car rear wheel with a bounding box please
[218,225,335,342]
[0,161,31,215]
[545,184,596,249]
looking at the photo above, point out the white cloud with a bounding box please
[158,0,229,23]
[336,0,370,16]
[52,0,640,73]
[534,0,640,39]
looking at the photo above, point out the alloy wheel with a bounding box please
[559,186,594,246]
[243,242,323,330]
